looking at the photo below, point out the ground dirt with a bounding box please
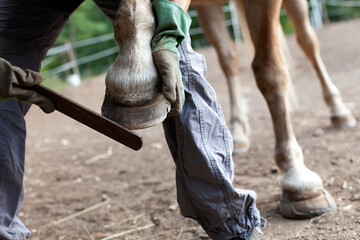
[23,19,360,240]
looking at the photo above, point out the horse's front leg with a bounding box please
[283,0,356,128]
[242,0,336,218]
[194,3,250,154]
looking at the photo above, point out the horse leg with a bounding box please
[242,0,336,218]
[283,0,356,128]
[195,3,250,153]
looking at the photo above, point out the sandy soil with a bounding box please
[22,19,360,240]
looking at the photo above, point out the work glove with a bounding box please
[151,0,191,116]
[0,57,55,113]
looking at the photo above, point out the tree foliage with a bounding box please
[42,0,117,83]
[56,1,114,45]
[42,0,360,86]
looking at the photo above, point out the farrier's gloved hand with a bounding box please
[0,57,55,113]
[151,0,191,116]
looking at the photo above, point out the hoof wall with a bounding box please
[279,189,336,219]
[233,146,250,155]
[331,114,357,128]
[102,94,170,130]
[232,140,250,155]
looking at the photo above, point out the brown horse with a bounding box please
[193,0,356,154]
[190,0,357,218]
[102,0,345,220]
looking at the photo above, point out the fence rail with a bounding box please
[327,0,360,7]
[47,33,114,56]
[42,0,360,80]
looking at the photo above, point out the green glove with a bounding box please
[151,0,191,116]
[0,57,55,113]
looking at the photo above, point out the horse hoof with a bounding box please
[331,114,357,128]
[279,189,336,219]
[233,140,250,155]
[102,94,170,130]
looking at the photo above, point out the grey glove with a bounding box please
[152,50,184,117]
[0,57,55,113]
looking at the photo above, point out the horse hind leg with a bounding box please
[242,0,336,219]
[195,3,250,154]
[283,0,356,128]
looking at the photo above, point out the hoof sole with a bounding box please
[279,189,336,219]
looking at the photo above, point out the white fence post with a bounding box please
[229,1,242,42]
[309,0,324,28]
[46,1,360,77]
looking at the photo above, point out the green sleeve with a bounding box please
[151,0,192,56]
[0,96,10,102]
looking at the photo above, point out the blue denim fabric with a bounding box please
[0,100,31,240]
[0,1,77,239]
[163,37,265,240]
[0,1,264,239]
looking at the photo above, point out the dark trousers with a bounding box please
[0,1,263,239]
